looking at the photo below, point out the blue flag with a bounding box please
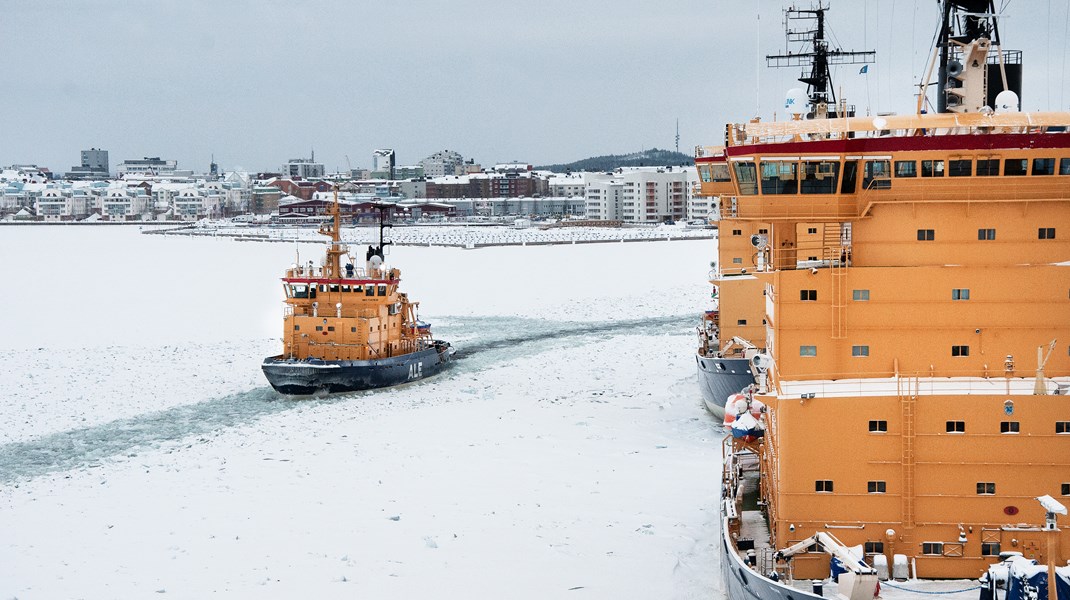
[859,65,869,74]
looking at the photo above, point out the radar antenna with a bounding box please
[765,2,874,118]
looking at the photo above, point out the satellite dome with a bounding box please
[784,88,808,115]
[994,90,1020,113]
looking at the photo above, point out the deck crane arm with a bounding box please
[720,336,757,356]
[775,531,875,574]
[775,532,879,600]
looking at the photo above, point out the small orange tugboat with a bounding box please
[262,190,452,395]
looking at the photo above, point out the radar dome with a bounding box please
[370,255,384,269]
[784,88,808,115]
[872,116,888,130]
[994,90,1020,113]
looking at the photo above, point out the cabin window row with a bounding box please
[798,344,978,357]
[733,156,1070,195]
[945,420,1070,433]
[918,227,1057,240]
[812,480,887,494]
[288,284,389,298]
[922,542,1002,557]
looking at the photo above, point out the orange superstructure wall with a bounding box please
[764,392,1070,579]
[853,201,1069,267]
[768,264,1070,380]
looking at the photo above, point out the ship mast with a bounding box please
[765,2,874,118]
[318,185,346,279]
[933,0,1020,113]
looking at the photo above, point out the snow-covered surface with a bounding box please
[155,222,715,247]
[0,226,727,598]
[777,375,1069,398]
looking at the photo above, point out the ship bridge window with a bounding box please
[862,160,891,189]
[291,284,311,299]
[1032,158,1056,175]
[341,285,350,293]
[699,165,713,183]
[353,285,363,293]
[377,285,387,296]
[948,160,972,177]
[921,160,945,177]
[976,159,1000,176]
[760,161,798,195]
[329,284,340,293]
[1005,159,1028,176]
[894,160,917,177]
[841,161,859,192]
[733,162,758,195]
[800,161,840,194]
[366,286,375,297]
[712,163,731,182]
[1060,158,1070,175]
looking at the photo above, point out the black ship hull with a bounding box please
[696,354,755,418]
[262,341,452,395]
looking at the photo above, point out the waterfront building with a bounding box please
[420,150,464,178]
[281,156,325,179]
[583,174,624,220]
[371,149,395,179]
[393,165,424,179]
[548,173,585,198]
[116,157,178,177]
[65,148,110,180]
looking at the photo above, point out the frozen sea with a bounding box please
[0,225,727,599]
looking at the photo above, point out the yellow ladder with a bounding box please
[824,223,847,339]
[899,375,918,530]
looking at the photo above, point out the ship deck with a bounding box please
[775,374,1069,399]
[726,439,986,600]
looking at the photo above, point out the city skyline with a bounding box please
[2,1,1068,174]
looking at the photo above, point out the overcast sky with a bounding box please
[1,1,1067,174]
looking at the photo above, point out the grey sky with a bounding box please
[2,1,1067,174]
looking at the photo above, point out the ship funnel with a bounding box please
[994,90,1019,113]
[785,88,808,116]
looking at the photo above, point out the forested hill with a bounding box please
[536,148,693,172]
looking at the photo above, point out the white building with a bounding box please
[116,157,178,177]
[547,173,585,198]
[371,149,395,179]
[583,173,624,221]
[420,150,464,178]
[282,157,325,179]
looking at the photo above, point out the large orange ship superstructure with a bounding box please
[262,190,452,395]
[699,3,1070,599]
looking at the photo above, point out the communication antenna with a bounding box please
[675,118,680,154]
[766,2,875,117]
